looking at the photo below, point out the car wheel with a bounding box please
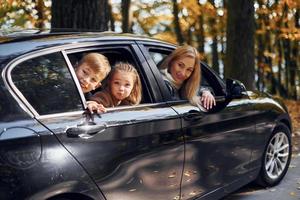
[256,123,292,187]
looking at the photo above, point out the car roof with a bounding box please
[0,31,172,44]
[0,31,175,64]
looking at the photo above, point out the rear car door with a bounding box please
[140,43,256,199]
[3,50,105,200]
[7,41,185,200]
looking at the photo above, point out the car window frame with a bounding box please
[138,42,227,103]
[64,42,166,108]
[2,45,86,119]
[136,42,176,102]
[2,41,169,119]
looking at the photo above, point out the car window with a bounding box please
[11,52,83,115]
[146,46,223,97]
[0,83,28,121]
[67,46,153,104]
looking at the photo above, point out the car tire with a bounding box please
[256,123,292,187]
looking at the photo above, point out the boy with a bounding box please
[75,53,111,113]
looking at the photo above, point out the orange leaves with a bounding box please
[153,32,177,44]
[284,100,300,130]
[257,62,272,72]
[280,0,299,9]
[279,27,300,41]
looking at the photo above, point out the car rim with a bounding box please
[265,132,290,180]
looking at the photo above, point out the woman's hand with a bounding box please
[200,90,216,110]
[86,101,106,114]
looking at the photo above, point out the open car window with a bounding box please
[146,46,225,98]
[67,45,153,106]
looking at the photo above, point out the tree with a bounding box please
[225,0,255,90]
[121,0,132,33]
[208,0,219,74]
[51,0,109,32]
[172,0,184,44]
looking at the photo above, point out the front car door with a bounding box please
[140,42,257,199]
[7,41,185,200]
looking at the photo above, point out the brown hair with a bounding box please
[160,45,201,103]
[107,62,142,105]
[79,53,111,78]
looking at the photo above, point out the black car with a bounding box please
[0,32,292,200]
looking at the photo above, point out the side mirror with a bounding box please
[226,79,247,99]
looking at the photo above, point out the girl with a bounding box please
[160,45,215,110]
[88,62,142,109]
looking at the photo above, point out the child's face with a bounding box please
[75,63,106,93]
[110,71,134,101]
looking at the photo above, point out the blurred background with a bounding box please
[0,0,299,101]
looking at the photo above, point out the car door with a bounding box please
[140,43,256,199]
[10,42,184,200]
[4,51,107,200]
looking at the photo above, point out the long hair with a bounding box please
[107,62,142,105]
[160,45,201,103]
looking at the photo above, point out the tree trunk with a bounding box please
[108,1,115,31]
[281,3,293,98]
[187,24,193,45]
[172,0,184,44]
[292,8,300,100]
[256,33,265,92]
[208,0,219,74]
[121,0,132,33]
[51,0,109,32]
[196,15,205,54]
[34,0,46,29]
[196,2,206,62]
[211,36,219,74]
[225,0,255,90]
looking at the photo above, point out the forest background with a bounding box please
[0,0,299,152]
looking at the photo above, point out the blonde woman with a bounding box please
[160,45,215,110]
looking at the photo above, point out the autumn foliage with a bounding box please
[0,0,299,100]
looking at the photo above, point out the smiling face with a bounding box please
[110,71,135,101]
[75,63,106,93]
[169,56,195,84]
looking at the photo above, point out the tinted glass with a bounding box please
[0,83,28,121]
[11,52,82,115]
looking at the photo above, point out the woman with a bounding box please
[160,45,215,110]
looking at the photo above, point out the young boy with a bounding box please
[75,53,111,113]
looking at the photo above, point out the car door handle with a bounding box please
[66,122,107,138]
[182,110,204,122]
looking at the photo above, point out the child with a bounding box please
[74,52,111,113]
[88,62,142,108]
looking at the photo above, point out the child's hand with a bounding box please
[86,101,106,114]
[200,90,216,110]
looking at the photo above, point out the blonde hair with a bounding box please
[160,45,201,103]
[107,62,142,105]
[79,53,111,78]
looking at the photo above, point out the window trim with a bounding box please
[139,43,176,102]
[140,43,227,102]
[62,50,87,108]
[65,43,161,104]
[2,41,166,118]
[2,47,85,118]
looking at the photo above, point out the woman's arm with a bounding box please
[199,88,216,110]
